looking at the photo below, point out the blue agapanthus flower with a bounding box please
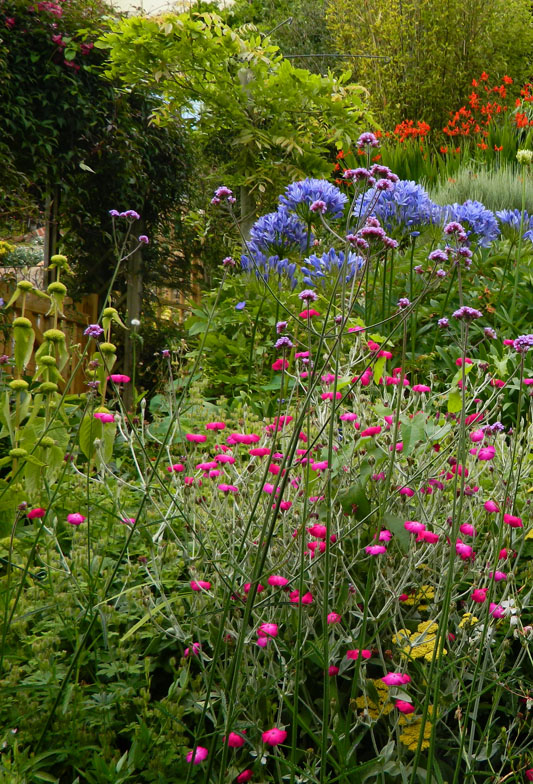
[354,180,440,238]
[248,206,310,257]
[301,248,364,288]
[496,209,532,244]
[240,250,298,290]
[280,178,348,221]
[443,200,500,247]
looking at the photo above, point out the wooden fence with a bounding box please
[1,270,98,394]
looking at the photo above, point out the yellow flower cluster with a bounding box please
[354,678,394,719]
[0,241,15,258]
[401,584,435,611]
[392,620,447,662]
[458,612,479,629]
[399,706,435,751]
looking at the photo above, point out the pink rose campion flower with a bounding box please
[67,513,85,526]
[382,673,411,686]
[459,523,476,537]
[186,433,207,443]
[365,544,387,555]
[456,539,474,560]
[346,649,372,660]
[395,700,416,714]
[107,374,130,383]
[484,500,499,513]
[340,412,358,421]
[167,463,185,472]
[360,426,382,437]
[477,445,495,460]
[327,612,342,625]
[503,513,523,528]
[225,731,246,748]
[328,665,339,676]
[308,524,328,539]
[230,433,260,444]
[404,521,425,535]
[184,642,201,657]
[267,575,288,587]
[236,770,253,783]
[411,384,431,393]
[471,588,488,603]
[186,746,208,764]
[27,507,46,519]
[469,429,485,443]
[249,447,271,457]
[418,530,439,543]
[205,421,226,430]
[272,358,289,371]
[217,483,239,493]
[258,623,278,638]
[243,582,265,594]
[262,728,287,746]
[489,570,507,581]
[94,412,114,423]
[190,580,211,591]
[489,603,506,619]
[399,487,415,497]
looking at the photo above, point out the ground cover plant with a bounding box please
[0,136,533,784]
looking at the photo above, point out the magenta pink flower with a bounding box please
[205,421,226,430]
[249,447,271,457]
[267,575,289,587]
[299,309,321,319]
[412,384,431,393]
[456,539,474,560]
[67,513,85,526]
[489,570,507,581]
[340,412,358,421]
[167,463,185,472]
[218,483,238,493]
[377,529,392,542]
[321,391,342,401]
[360,426,382,437]
[365,544,387,555]
[489,603,505,619]
[484,500,499,513]
[404,520,425,535]
[477,445,495,461]
[311,460,329,471]
[346,649,372,660]
[504,513,523,528]
[190,580,211,591]
[186,433,207,443]
[328,665,339,676]
[399,487,415,497]
[382,672,411,686]
[27,507,46,519]
[243,582,265,594]
[289,590,314,605]
[184,642,201,658]
[471,588,488,603]
[272,358,289,371]
[395,700,415,714]
[215,454,235,464]
[225,731,246,748]
[186,746,208,764]
[94,412,114,423]
[327,612,342,625]
[418,530,439,543]
[197,461,218,471]
[469,429,485,443]
[258,622,278,638]
[236,770,253,783]
[459,523,476,537]
[308,524,328,539]
[230,433,260,444]
[262,728,287,746]
[107,374,130,383]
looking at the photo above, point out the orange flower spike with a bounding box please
[502,75,513,84]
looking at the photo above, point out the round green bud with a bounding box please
[39,355,57,367]
[9,448,28,459]
[9,379,29,391]
[99,342,116,354]
[47,282,67,295]
[13,316,33,330]
[16,280,34,292]
[43,328,65,342]
[102,307,118,318]
[516,149,533,166]
[40,436,55,448]
[38,382,59,394]
[50,254,68,267]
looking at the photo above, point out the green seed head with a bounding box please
[9,447,28,459]
[47,281,67,295]
[13,316,33,330]
[39,355,57,367]
[38,381,59,394]
[43,328,65,342]
[9,379,29,391]
[99,342,116,355]
[102,307,118,318]
[50,254,68,268]
[516,149,533,166]
[16,280,34,292]
[40,436,55,448]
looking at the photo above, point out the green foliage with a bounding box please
[98,11,373,209]
[326,0,533,129]
[430,164,533,212]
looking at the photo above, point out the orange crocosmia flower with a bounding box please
[494,145,503,151]
[454,147,461,153]
[372,153,382,161]
[336,150,345,160]
[440,146,448,154]
[502,75,513,84]
[472,78,478,87]
[477,142,488,150]
[480,71,489,81]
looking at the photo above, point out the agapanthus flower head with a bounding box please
[280,178,348,221]
[443,200,499,247]
[248,205,309,257]
[355,179,440,239]
[452,306,483,321]
[496,208,532,243]
[357,131,380,148]
[301,248,364,288]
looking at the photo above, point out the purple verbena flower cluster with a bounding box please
[513,334,533,354]
[452,306,483,321]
